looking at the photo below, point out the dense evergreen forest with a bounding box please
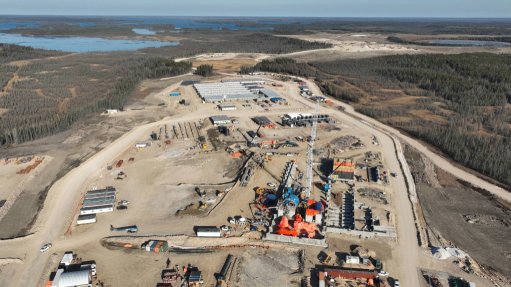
[0,44,64,63]
[0,34,330,148]
[242,55,511,186]
[0,47,191,146]
[146,33,332,57]
[195,64,214,77]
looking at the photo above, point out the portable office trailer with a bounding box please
[218,104,237,111]
[77,214,97,225]
[80,204,114,215]
[196,227,222,237]
[210,115,232,126]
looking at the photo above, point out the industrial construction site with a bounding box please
[0,68,506,287]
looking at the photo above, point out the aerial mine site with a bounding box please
[0,3,511,287]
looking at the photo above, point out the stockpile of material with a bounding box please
[142,240,169,253]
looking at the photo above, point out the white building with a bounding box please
[77,214,97,225]
[194,82,259,102]
[218,104,237,111]
[57,270,91,287]
[210,115,232,126]
[80,204,113,215]
[346,255,361,264]
[196,227,221,238]
[60,252,74,266]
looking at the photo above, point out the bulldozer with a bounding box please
[319,251,335,265]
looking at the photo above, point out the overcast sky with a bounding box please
[1,0,511,18]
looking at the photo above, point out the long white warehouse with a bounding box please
[194,82,259,102]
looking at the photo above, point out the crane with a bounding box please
[304,100,320,198]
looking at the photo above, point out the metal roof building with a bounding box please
[57,270,91,287]
[260,88,280,99]
[210,115,232,126]
[218,103,237,111]
[83,189,116,209]
[194,82,259,103]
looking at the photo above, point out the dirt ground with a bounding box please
[405,145,511,283]
[192,57,258,73]
[279,32,511,62]
[0,75,195,239]
[2,66,508,287]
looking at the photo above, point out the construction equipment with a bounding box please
[304,100,320,198]
[249,124,262,147]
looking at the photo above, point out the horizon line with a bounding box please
[1,14,511,20]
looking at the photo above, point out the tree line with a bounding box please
[0,48,191,146]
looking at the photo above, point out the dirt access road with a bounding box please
[4,69,505,286]
[0,92,310,286]
[0,76,419,287]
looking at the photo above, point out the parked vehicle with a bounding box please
[40,243,52,253]
[110,225,138,233]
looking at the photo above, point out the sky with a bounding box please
[1,0,510,18]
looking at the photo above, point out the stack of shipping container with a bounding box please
[141,240,169,253]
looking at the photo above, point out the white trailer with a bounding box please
[77,214,97,225]
[196,227,221,238]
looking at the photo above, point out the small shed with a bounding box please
[169,91,181,97]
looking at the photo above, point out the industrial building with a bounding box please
[79,187,116,215]
[194,80,266,102]
[282,113,331,127]
[330,159,355,182]
[217,103,237,111]
[51,269,91,287]
[194,82,261,103]
[252,116,276,128]
[210,115,232,126]
[259,88,280,99]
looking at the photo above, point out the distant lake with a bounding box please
[0,33,179,52]
[0,21,39,30]
[122,17,275,31]
[428,39,511,47]
[132,28,158,35]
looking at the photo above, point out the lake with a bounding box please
[132,28,158,35]
[428,39,511,47]
[0,33,179,52]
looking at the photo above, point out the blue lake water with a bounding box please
[0,33,179,52]
[428,39,511,47]
[132,28,157,35]
[0,21,40,30]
